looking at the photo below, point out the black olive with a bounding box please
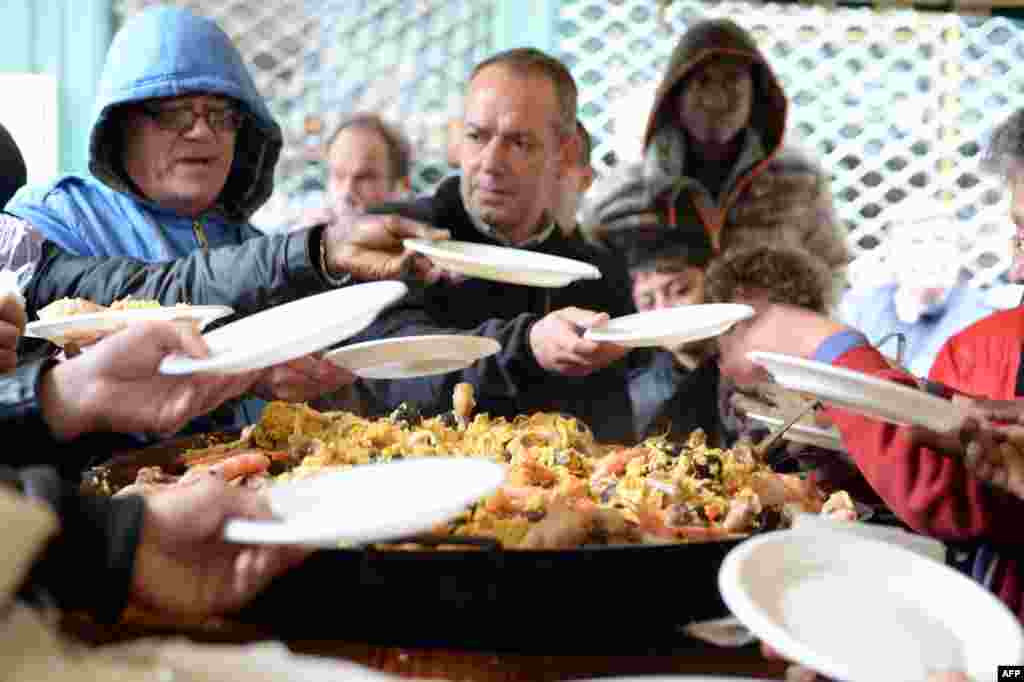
[663,442,684,457]
[438,411,458,428]
[693,454,722,480]
[388,402,423,427]
[757,508,783,532]
[524,510,546,522]
[599,482,618,504]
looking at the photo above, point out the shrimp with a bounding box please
[453,382,476,421]
[590,447,647,483]
[183,451,271,483]
[507,460,559,487]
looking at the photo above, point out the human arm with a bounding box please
[5,465,307,623]
[37,321,259,441]
[717,304,1024,546]
[0,291,26,372]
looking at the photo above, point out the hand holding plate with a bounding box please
[40,321,260,441]
[132,475,310,618]
[251,353,357,403]
[323,213,449,282]
[529,306,628,377]
[0,292,25,372]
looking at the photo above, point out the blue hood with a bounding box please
[88,5,282,223]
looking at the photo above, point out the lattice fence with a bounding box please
[560,0,1024,286]
[113,0,495,231]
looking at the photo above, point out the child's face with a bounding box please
[631,267,706,312]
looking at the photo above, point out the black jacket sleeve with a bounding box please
[1,465,144,624]
[23,226,332,321]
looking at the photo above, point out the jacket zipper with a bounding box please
[193,219,209,249]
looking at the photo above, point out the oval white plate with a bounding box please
[747,351,964,432]
[403,238,601,288]
[223,458,506,547]
[325,334,501,379]
[583,304,755,348]
[719,529,1024,682]
[159,281,407,375]
[25,304,234,347]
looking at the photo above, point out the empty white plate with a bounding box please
[25,304,234,347]
[223,457,506,547]
[325,334,501,379]
[159,281,407,375]
[583,303,755,348]
[747,351,965,432]
[719,528,1024,682]
[403,238,601,288]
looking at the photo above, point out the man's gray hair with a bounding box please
[325,112,412,183]
[982,107,1024,179]
[471,48,577,136]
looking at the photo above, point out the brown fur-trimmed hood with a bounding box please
[641,18,787,157]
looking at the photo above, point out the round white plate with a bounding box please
[223,457,506,547]
[325,334,501,379]
[747,351,965,433]
[159,281,407,375]
[24,304,234,347]
[403,238,601,288]
[745,412,846,454]
[719,529,1024,682]
[583,304,755,348]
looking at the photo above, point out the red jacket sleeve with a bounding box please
[826,326,1024,547]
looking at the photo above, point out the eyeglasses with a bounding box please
[139,104,245,134]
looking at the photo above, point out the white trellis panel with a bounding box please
[559,0,1024,286]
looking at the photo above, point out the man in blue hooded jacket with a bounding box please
[6,6,447,418]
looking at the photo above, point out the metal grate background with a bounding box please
[560,0,1024,286]
[113,0,494,230]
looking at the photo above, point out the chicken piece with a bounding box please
[520,503,638,548]
[453,382,476,422]
[722,495,762,533]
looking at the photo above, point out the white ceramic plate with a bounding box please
[745,412,846,453]
[747,351,965,433]
[223,458,506,547]
[583,304,755,348]
[719,529,1024,682]
[24,305,234,347]
[159,281,407,375]
[325,334,501,379]
[403,238,601,288]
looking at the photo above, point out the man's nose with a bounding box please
[479,138,506,172]
[182,112,217,139]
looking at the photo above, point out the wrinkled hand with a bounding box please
[908,415,1024,499]
[963,423,1024,500]
[529,307,628,377]
[322,214,449,282]
[732,170,821,226]
[954,394,1024,425]
[251,354,356,403]
[40,321,259,441]
[130,475,309,618]
[0,292,26,373]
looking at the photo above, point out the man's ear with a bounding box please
[580,165,595,193]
